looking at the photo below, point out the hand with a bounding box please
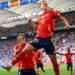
[28,18,32,24]
[2,65,12,72]
[65,25,70,30]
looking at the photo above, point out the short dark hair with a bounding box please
[16,32,24,37]
[39,1,46,6]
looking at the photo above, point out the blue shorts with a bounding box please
[67,63,73,68]
[18,68,36,75]
[29,37,56,55]
[36,63,43,69]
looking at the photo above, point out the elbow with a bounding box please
[59,16,69,24]
[59,16,66,21]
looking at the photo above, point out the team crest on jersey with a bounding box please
[46,13,49,16]
[40,19,45,24]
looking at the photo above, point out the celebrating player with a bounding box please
[57,48,75,75]
[3,32,36,75]
[35,51,45,75]
[4,1,70,75]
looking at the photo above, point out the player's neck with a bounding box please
[41,9,47,13]
[19,41,22,44]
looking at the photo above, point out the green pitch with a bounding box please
[0,64,75,75]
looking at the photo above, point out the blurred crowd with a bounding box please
[0,31,75,65]
[0,39,16,65]
[0,24,33,36]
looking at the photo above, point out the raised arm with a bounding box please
[52,10,70,30]
[28,18,38,30]
[59,16,70,30]
[14,40,25,56]
[14,44,23,57]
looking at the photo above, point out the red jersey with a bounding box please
[36,10,62,38]
[35,51,43,64]
[64,53,73,63]
[14,43,35,70]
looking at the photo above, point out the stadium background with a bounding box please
[0,0,75,75]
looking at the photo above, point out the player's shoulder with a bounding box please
[70,53,73,55]
[31,52,35,55]
[38,51,42,55]
[14,44,20,50]
[28,52,35,57]
[47,10,53,12]
[38,10,54,16]
[37,51,41,53]
[47,10,57,13]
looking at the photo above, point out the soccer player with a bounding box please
[35,51,45,75]
[4,1,70,75]
[57,48,75,75]
[3,32,36,75]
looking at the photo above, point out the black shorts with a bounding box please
[18,68,36,75]
[29,37,56,55]
[36,63,43,69]
[67,63,73,68]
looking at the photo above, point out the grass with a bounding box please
[0,64,75,75]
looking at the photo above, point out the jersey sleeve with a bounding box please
[32,52,36,57]
[71,53,74,55]
[13,46,17,53]
[51,10,62,19]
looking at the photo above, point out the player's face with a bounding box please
[17,33,25,41]
[40,2,48,10]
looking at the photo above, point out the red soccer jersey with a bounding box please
[35,51,43,64]
[14,43,35,70]
[36,10,62,38]
[64,53,73,63]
